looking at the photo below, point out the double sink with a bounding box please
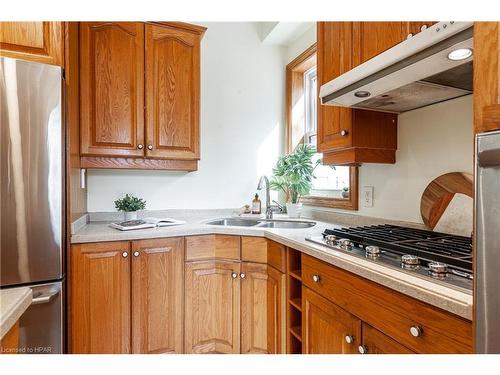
[206,217,316,229]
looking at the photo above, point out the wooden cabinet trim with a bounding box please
[267,265,286,354]
[80,156,198,171]
[361,322,414,354]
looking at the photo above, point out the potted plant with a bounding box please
[114,194,146,221]
[270,144,319,218]
[342,186,349,198]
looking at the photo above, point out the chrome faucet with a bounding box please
[257,176,283,219]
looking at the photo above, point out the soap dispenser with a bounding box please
[251,193,261,214]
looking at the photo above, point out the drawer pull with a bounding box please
[340,129,348,137]
[410,325,423,337]
[312,274,321,283]
[358,345,368,354]
[345,335,354,344]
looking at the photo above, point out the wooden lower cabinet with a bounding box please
[267,265,286,354]
[71,241,131,354]
[70,238,184,354]
[302,287,361,354]
[0,321,20,354]
[131,238,184,354]
[241,262,268,354]
[361,323,413,354]
[184,260,241,353]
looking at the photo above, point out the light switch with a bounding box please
[362,186,374,207]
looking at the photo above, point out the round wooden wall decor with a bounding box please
[420,172,473,230]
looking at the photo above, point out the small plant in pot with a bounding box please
[270,144,319,218]
[114,194,146,221]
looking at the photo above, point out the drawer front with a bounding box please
[185,235,240,261]
[302,254,472,354]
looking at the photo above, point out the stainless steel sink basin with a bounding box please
[256,220,316,229]
[206,217,316,229]
[206,218,261,227]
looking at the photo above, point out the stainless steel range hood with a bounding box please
[319,22,474,113]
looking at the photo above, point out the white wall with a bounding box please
[285,25,316,64]
[303,95,474,224]
[87,22,286,212]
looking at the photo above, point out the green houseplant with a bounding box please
[114,194,146,221]
[270,144,319,218]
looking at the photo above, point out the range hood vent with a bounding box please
[319,22,474,113]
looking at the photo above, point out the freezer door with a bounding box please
[18,281,64,354]
[0,57,63,286]
[475,130,500,353]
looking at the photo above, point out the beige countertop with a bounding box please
[0,287,32,339]
[71,214,473,320]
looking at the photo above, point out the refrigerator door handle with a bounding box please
[31,290,59,305]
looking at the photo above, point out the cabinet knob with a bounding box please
[409,325,423,337]
[231,272,238,279]
[133,251,140,257]
[147,144,153,150]
[240,272,246,279]
[137,144,143,150]
[340,129,348,137]
[122,251,128,258]
[312,274,321,283]
[358,345,368,354]
[345,335,354,344]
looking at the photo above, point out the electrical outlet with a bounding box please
[362,186,374,207]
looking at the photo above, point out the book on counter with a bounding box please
[110,217,186,231]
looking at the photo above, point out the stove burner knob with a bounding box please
[338,238,353,250]
[401,254,420,267]
[428,262,448,277]
[325,235,337,244]
[365,245,380,257]
[409,325,423,337]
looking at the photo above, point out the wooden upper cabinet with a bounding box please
[145,23,203,160]
[79,22,145,157]
[0,22,63,65]
[131,238,184,354]
[241,262,269,354]
[70,241,131,354]
[352,22,406,65]
[317,22,398,165]
[317,22,354,153]
[361,323,413,354]
[303,287,361,354]
[184,260,241,354]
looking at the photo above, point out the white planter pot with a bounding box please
[286,203,302,219]
[124,211,138,221]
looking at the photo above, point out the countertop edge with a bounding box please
[0,287,32,339]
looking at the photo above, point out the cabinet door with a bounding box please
[145,24,201,160]
[0,22,63,65]
[185,260,240,353]
[241,262,268,354]
[361,323,414,354]
[70,242,131,354]
[317,22,354,152]
[302,287,361,354]
[131,237,184,354]
[267,265,286,354]
[80,22,145,157]
[353,22,406,65]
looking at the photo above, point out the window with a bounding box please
[286,44,358,210]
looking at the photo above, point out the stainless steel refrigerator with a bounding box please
[0,57,64,354]
[475,130,500,353]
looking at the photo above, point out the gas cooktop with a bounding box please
[306,224,473,291]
